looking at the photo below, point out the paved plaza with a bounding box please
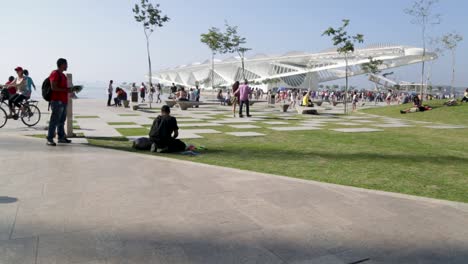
[1,99,468,263]
[1,99,465,141]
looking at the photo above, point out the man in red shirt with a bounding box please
[47,58,71,146]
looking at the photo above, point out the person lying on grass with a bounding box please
[149,105,186,153]
[400,95,432,114]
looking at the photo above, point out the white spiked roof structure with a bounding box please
[153,44,437,89]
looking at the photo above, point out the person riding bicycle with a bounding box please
[7,67,29,118]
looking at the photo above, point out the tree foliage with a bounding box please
[322,19,364,55]
[361,57,384,75]
[133,0,170,39]
[200,27,224,55]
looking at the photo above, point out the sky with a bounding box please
[0,0,467,88]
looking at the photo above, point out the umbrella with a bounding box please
[278,87,287,92]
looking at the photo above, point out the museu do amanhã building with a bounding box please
[153,44,437,90]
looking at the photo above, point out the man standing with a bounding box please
[47,58,71,146]
[107,80,113,106]
[234,79,252,118]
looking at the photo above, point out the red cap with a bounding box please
[14,66,23,72]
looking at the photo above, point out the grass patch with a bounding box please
[86,106,468,203]
[73,125,81,130]
[108,122,137,126]
[75,116,99,119]
[115,127,149,137]
[362,100,468,126]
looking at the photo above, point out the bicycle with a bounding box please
[0,104,6,128]
[5,99,41,127]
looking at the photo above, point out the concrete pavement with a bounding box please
[0,135,467,264]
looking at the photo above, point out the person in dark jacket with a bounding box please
[149,105,186,153]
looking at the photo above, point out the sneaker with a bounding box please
[58,138,72,144]
[247,115,252,118]
[150,143,157,153]
[239,115,244,118]
[46,140,57,146]
[157,147,169,153]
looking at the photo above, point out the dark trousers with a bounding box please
[47,101,67,141]
[462,97,468,102]
[107,94,112,106]
[239,100,250,116]
[9,94,27,109]
[151,137,186,153]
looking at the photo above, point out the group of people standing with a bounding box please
[107,81,163,106]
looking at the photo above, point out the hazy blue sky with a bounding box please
[0,0,466,87]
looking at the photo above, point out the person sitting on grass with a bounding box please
[301,92,313,107]
[400,95,432,114]
[461,88,468,103]
[149,105,186,153]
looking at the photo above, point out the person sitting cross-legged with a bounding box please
[149,105,186,153]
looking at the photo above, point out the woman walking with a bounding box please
[231,81,240,117]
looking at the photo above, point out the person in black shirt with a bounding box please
[149,105,186,153]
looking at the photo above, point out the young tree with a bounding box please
[201,28,224,89]
[223,23,252,80]
[440,32,463,96]
[404,0,441,101]
[132,0,169,92]
[361,56,383,90]
[323,19,364,114]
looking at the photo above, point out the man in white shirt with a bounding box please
[107,80,113,106]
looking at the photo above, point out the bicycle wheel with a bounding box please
[0,101,8,111]
[21,104,41,127]
[0,106,7,128]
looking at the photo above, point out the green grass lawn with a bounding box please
[108,122,137,126]
[363,100,468,126]
[85,104,468,203]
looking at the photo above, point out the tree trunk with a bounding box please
[145,34,153,108]
[241,57,246,81]
[451,50,456,97]
[344,56,349,115]
[420,22,426,103]
[211,52,215,90]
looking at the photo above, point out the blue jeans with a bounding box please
[47,101,67,141]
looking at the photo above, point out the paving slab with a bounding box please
[214,119,255,124]
[262,121,290,125]
[107,125,143,129]
[268,126,322,131]
[180,129,221,134]
[332,128,384,133]
[335,122,362,126]
[178,123,222,127]
[1,100,468,264]
[225,132,266,137]
[228,125,261,129]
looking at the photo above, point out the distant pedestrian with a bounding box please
[107,80,113,106]
[461,88,468,103]
[156,83,162,103]
[231,81,240,117]
[234,80,252,118]
[140,82,146,102]
[195,85,201,108]
[47,58,71,146]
